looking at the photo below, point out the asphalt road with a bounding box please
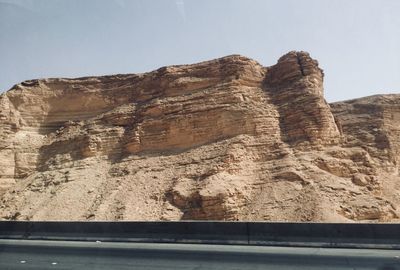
[0,239,400,270]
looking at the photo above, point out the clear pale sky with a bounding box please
[0,0,399,102]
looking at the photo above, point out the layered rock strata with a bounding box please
[0,51,399,222]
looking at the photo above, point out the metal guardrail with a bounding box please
[1,221,400,249]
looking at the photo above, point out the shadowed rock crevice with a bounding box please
[296,52,306,76]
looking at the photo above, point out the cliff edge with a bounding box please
[0,51,399,222]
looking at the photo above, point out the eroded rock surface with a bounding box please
[0,51,399,222]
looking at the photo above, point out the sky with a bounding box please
[0,0,399,102]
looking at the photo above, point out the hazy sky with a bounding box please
[0,0,399,101]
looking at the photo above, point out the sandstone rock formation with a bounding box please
[0,51,399,222]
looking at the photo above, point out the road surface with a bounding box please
[0,239,400,269]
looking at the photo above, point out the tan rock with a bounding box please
[352,173,369,186]
[0,52,399,222]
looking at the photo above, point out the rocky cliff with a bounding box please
[0,51,399,222]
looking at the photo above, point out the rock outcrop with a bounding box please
[0,51,399,222]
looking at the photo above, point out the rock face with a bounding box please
[0,51,399,222]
